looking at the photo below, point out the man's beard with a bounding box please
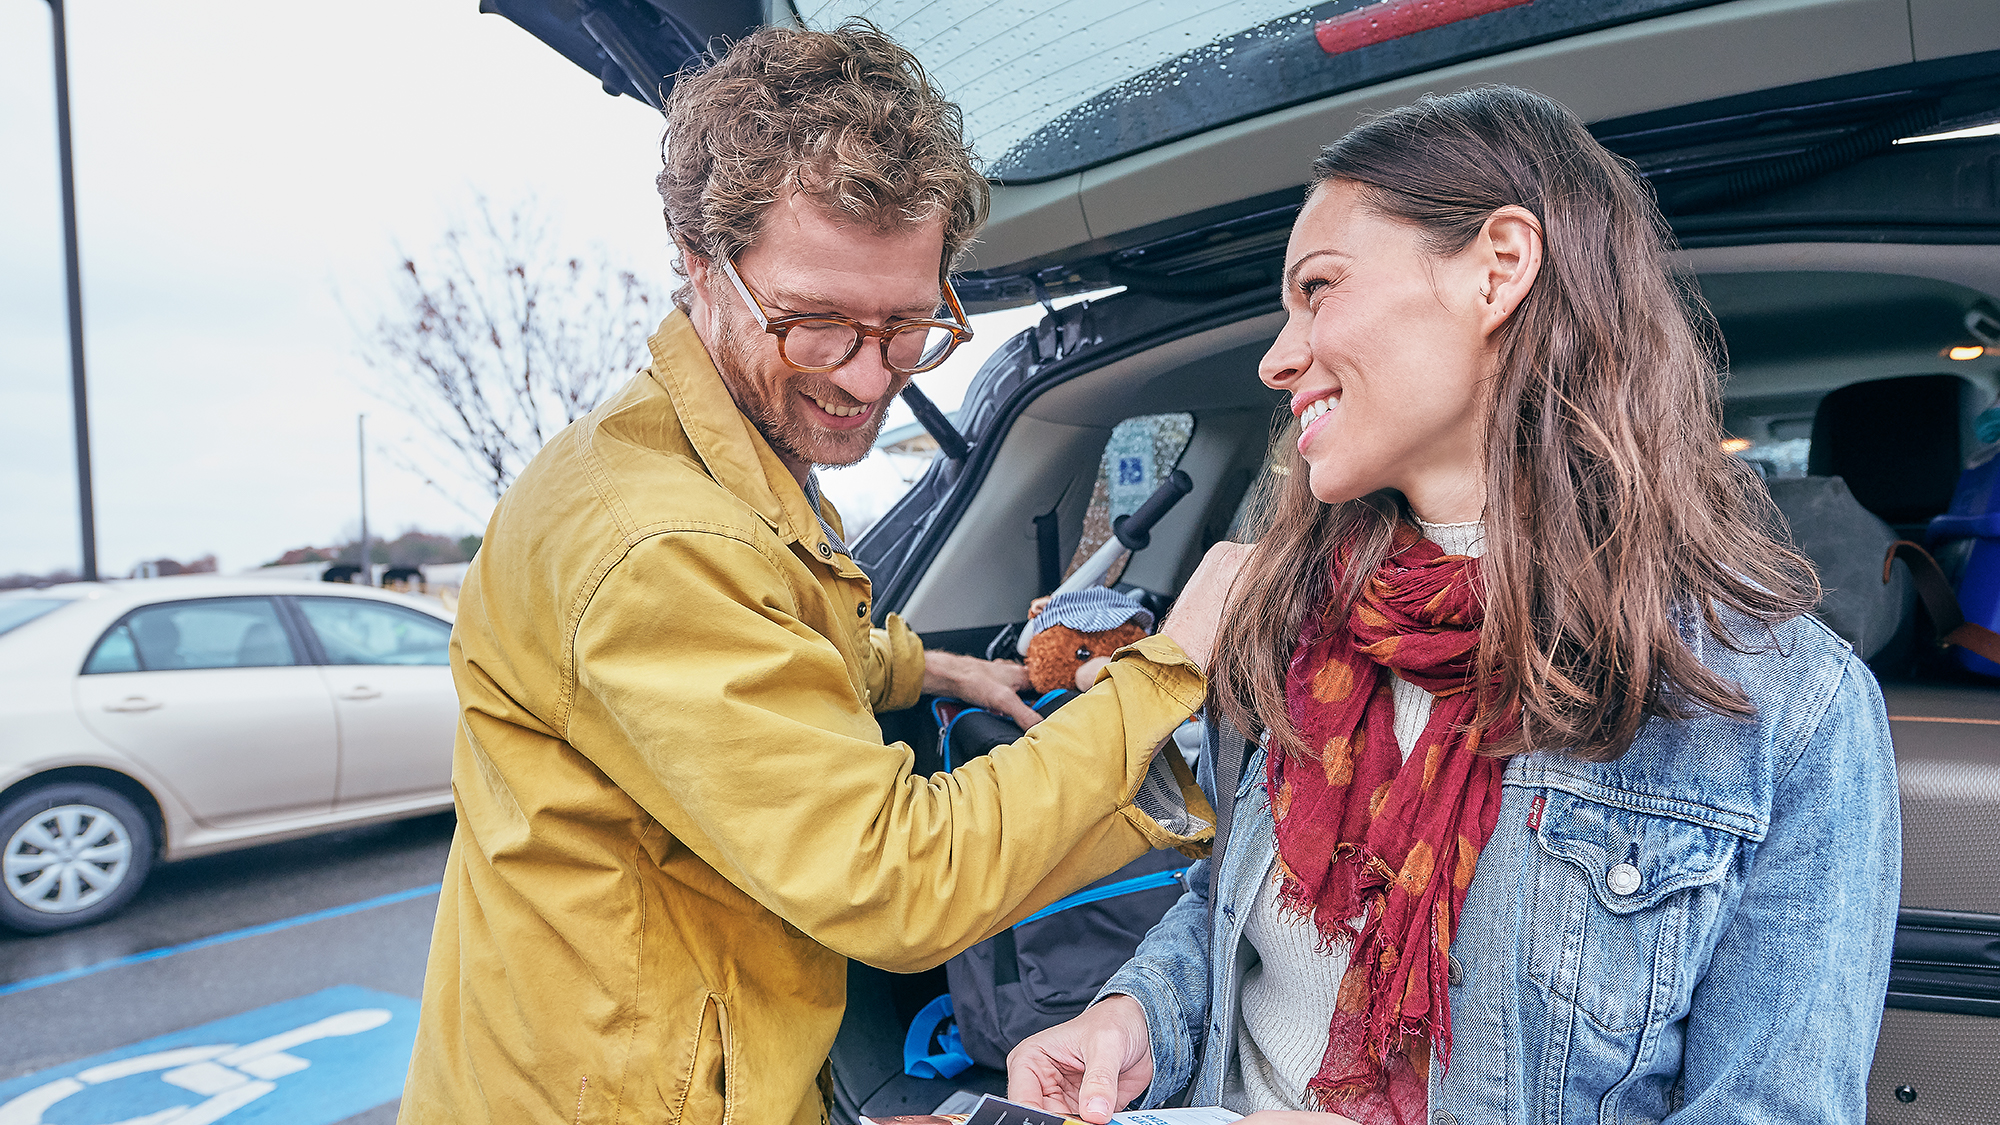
[711,310,902,470]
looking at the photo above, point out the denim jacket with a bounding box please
[1101,612,1901,1123]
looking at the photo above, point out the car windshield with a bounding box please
[798,0,1719,182]
[0,598,74,639]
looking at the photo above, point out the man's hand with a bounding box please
[1006,994,1153,1123]
[922,650,1042,729]
[1160,542,1253,673]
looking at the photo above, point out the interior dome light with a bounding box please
[1949,345,1987,361]
[1720,438,1753,453]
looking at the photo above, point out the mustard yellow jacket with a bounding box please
[400,312,1211,1125]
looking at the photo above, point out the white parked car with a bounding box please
[0,578,459,933]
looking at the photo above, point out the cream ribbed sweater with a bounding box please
[1224,518,1485,1113]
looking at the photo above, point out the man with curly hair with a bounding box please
[399,22,1232,1125]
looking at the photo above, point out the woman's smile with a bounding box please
[1295,390,1340,451]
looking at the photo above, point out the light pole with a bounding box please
[357,414,372,586]
[45,0,98,581]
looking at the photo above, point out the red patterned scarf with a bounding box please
[1269,523,1513,1121]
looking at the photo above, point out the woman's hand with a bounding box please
[1160,542,1253,673]
[1006,994,1154,1123]
[1074,654,1114,692]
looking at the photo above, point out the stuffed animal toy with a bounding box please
[1021,588,1156,695]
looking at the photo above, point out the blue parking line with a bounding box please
[0,882,442,998]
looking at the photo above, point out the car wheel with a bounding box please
[0,781,155,934]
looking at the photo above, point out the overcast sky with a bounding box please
[2,2,1031,578]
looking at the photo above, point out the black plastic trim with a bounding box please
[1887,909,2000,1018]
[899,383,970,462]
[272,596,329,666]
[484,0,759,107]
[917,626,1016,659]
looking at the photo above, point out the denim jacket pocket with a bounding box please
[1525,789,1743,1035]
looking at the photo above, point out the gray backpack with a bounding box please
[921,693,1196,1072]
[945,848,1193,1069]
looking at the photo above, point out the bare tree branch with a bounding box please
[359,196,662,503]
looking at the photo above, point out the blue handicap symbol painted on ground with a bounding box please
[0,984,418,1125]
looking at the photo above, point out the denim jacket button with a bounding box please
[1607,862,1642,896]
[1432,1111,1460,1125]
[1448,953,1464,986]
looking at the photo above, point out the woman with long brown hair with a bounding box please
[1009,85,1899,1124]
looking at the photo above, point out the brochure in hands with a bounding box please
[861,1093,1241,1125]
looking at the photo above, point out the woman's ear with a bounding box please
[1476,205,1544,338]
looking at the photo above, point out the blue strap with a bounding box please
[902,992,974,1079]
[937,704,987,772]
[1015,867,1191,928]
[935,692,1072,772]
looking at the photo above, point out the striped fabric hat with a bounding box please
[1022,587,1155,642]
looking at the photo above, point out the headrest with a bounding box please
[1808,374,1969,528]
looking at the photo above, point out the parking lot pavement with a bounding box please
[0,811,454,1125]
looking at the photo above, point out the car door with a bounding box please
[72,595,339,828]
[291,595,457,808]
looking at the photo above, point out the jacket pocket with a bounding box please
[669,992,732,1124]
[1524,789,1743,1034]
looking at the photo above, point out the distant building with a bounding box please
[130,555,218,578]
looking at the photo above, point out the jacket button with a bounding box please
[857,601,868,617]
[1448,953,1464,986]
[1432,1112,1459,1125]
[817,542,833,559]
[1607,862,1642,896]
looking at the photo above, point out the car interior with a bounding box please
[888,263,1999,649]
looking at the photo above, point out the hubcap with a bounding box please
[4,804,133,915]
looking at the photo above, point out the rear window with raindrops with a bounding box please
[798,0,1721,183]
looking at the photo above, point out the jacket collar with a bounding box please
[644,310,863,576]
